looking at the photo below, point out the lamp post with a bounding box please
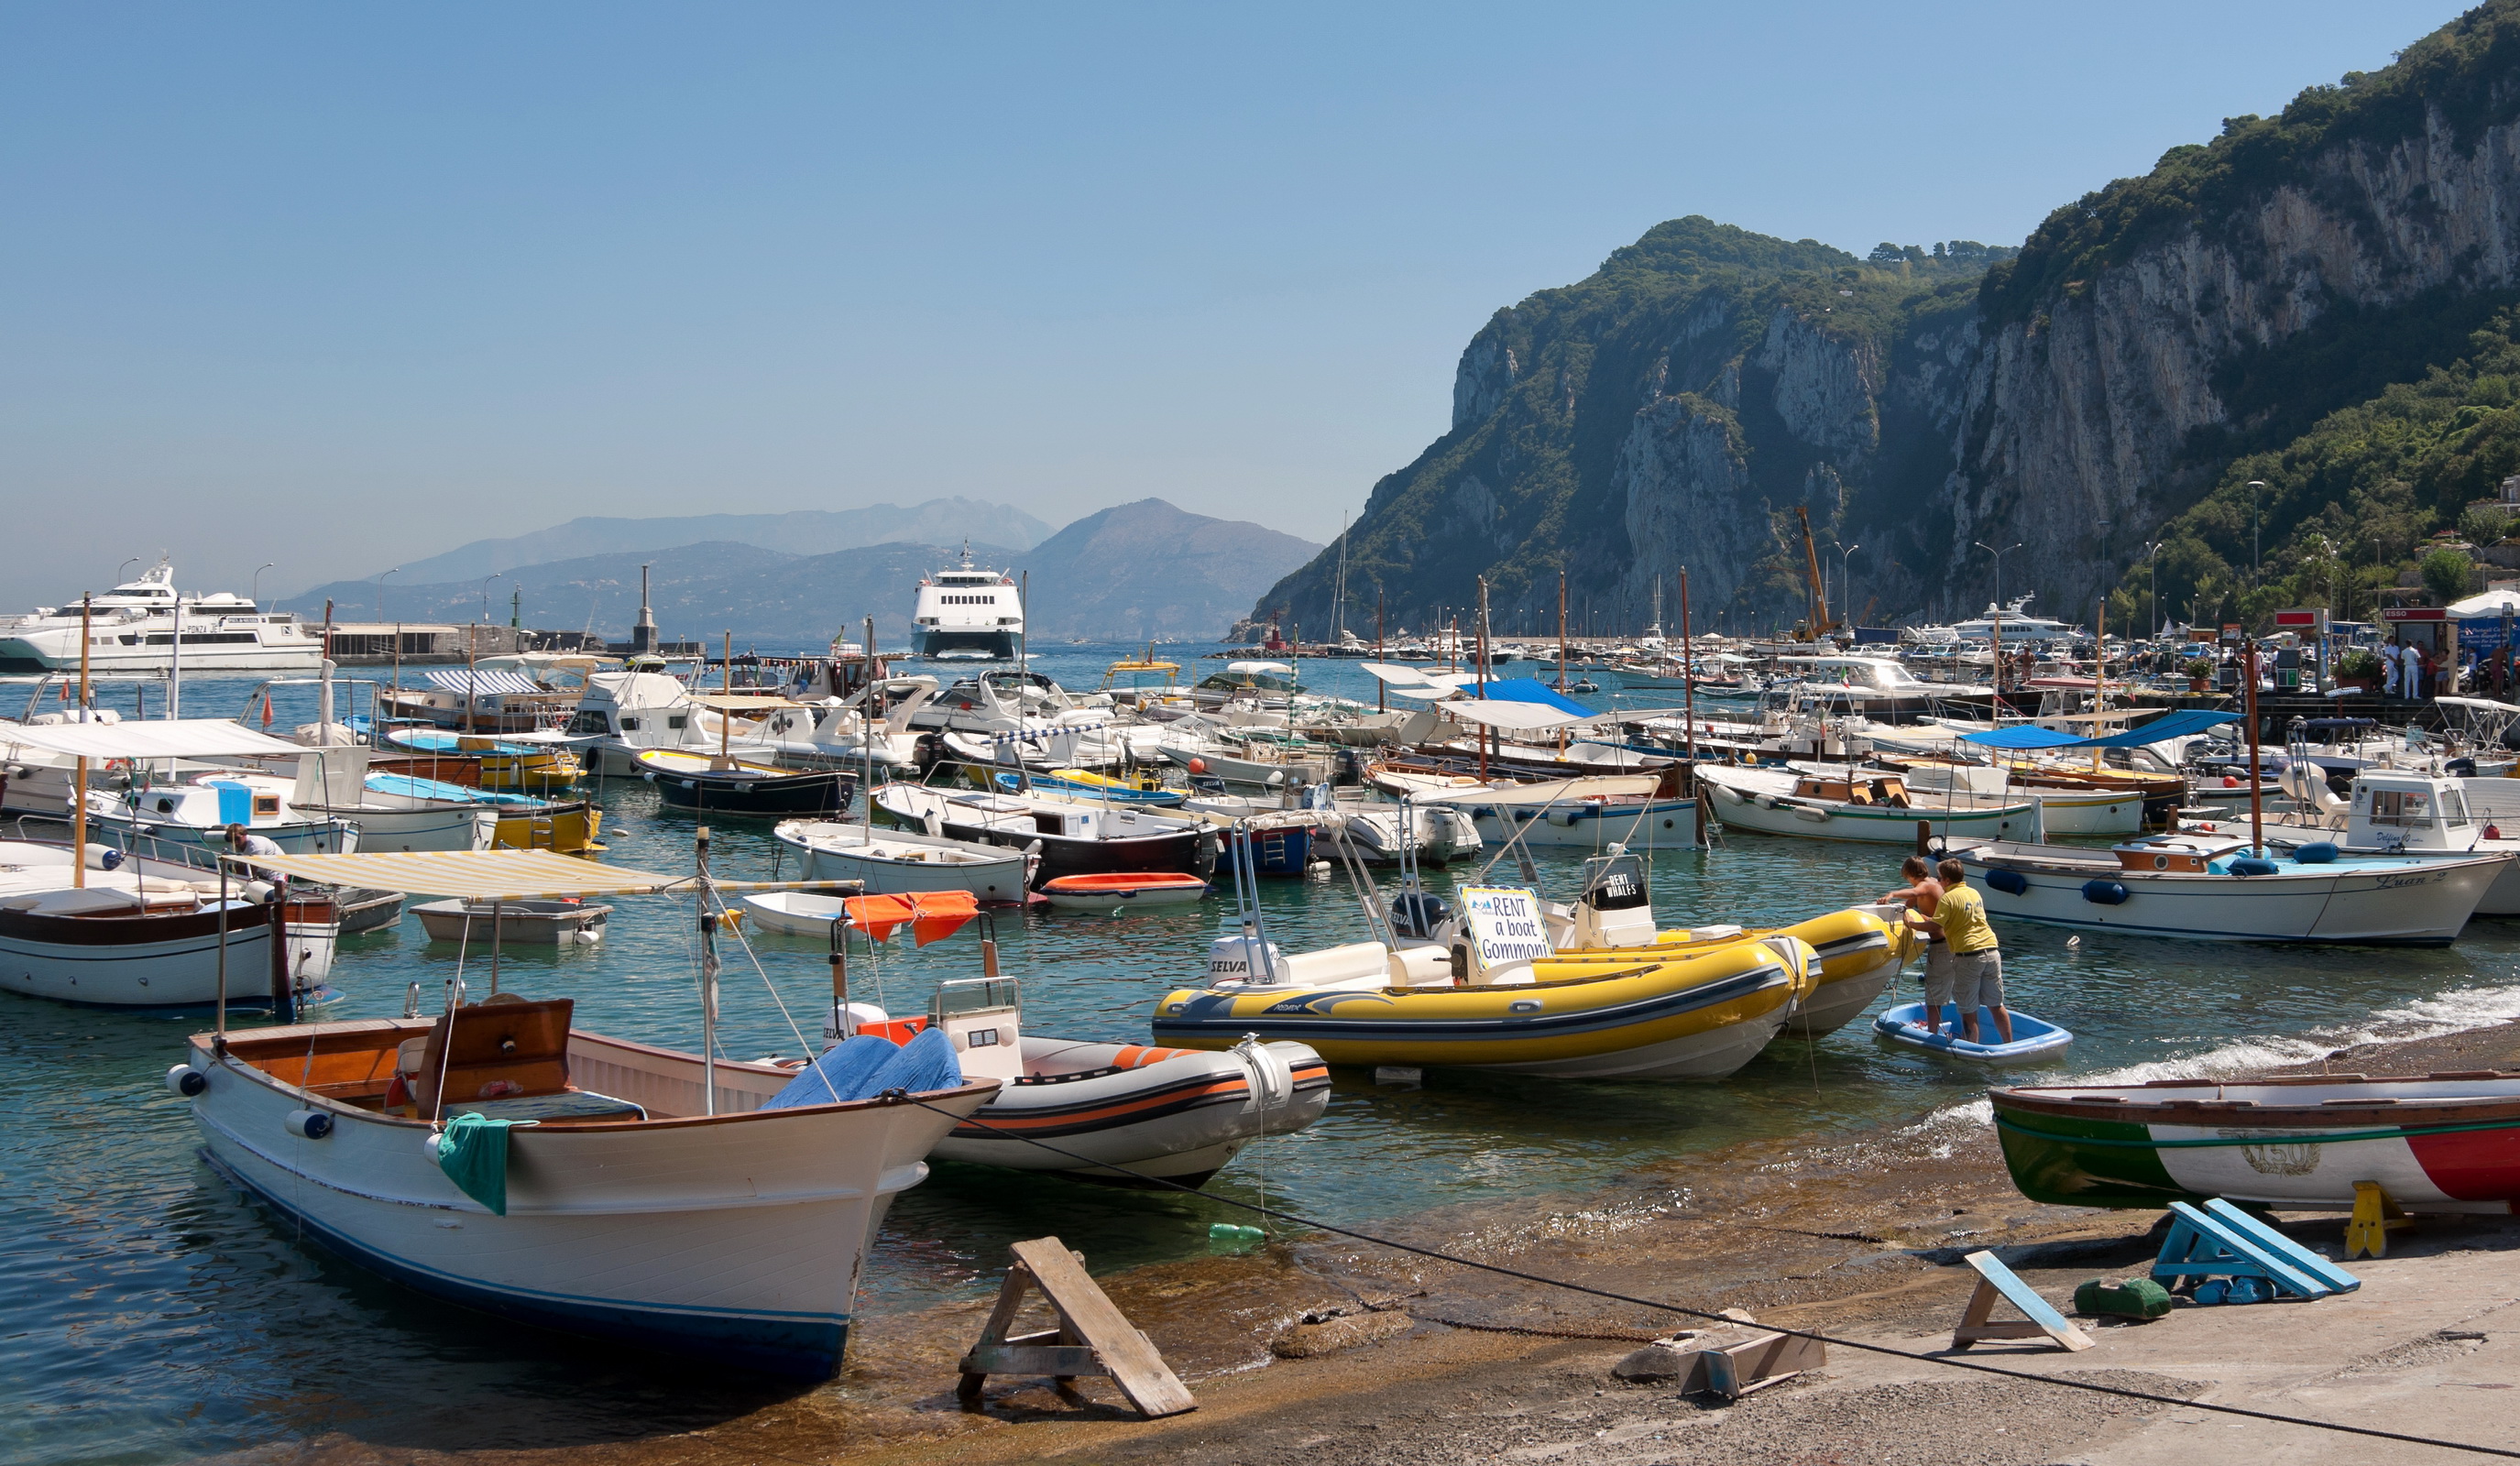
[1836,542,1862,629]
[482,573,501,624]
[1974,541,2024,610]
[118,557,140,584]
[2249,479,2265,584]
[252,562,275,607]
[2142,541,2164,640]
[377,568,399,622]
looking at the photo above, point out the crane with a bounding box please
[1791,506,1838,641]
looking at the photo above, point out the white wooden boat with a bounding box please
[773,818,1035,903]
[1956,831,2509,945]
[0,838,332,1009]
[414,898,609,944]
[1697,764,2037,844]
[1423,773,1699,851]
[178,1002,992,1376]
[740,890,858,936]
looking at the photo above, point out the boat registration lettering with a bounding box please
[1460,885,1554,968]
[2373,871,2439,890]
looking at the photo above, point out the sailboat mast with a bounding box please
[1557,570,1568,691]
[72,595,90,891]
[1680,568,1696,767]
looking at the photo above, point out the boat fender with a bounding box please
[1231,1034,1294,1114]
[283,1109,334,1140]
[2229,857,2281,877]
[164,1065,206,1097]
[1986,868,2028,896]
[2293,842,2339,864]
[2080,880,2129,905]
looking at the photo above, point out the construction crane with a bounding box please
[1791,506,1838,641]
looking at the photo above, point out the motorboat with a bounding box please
[866,976,1329,1187]
[1419,771,1698,851]
[382,728,585,792]
[1039,871,1210,910]
[562,668,777,776]
[359,772,603,855]
[637,749,856,816]
[2253,768,2520,915]
[1872,1002,2073,1064]
[0,838,334,1010]
[0,560,324,674]
[872,782,1215,886]
[1312,799,1482,867]
[1191,662,1304,711]
[1954,830,2509,944]
[738,890,859,936]
[990,767,1185,806]
[413,897,609,944]
[376,661,607,736]
[772,817,1035,903]
[1989,1073,2520,1211]
[1697,764,2037,844]
[909,544,1023,660]
[1843,759,2142,837]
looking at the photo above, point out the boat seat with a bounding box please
[412,996,575,1120]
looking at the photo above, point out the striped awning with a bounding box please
[423,669,546,695]
[246,849,691,899]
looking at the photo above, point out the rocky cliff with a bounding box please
[1255,1,2520,635]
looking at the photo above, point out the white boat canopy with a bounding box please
[421,669,546,695]
[1441,698,1600,731]
[0,717,308,761]
[242,848,861,901]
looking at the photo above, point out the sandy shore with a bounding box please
[225,1019,2520,1466]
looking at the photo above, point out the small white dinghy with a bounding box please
[740,890,859,936]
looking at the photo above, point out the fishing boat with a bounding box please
[358,772,603,854]
[773,818,1035,903]
[413,898,610,944]
[0,838,333,1009]
[1872,1001,2074,1064]
[636,749,856,815]
[872,782,1216,886]
[1153,886,1820,1081]
[1696,764,2038,844]
[2253,768,2520,916]
[174,847,1000,1377]
[1954,830,2507,945]
[1038,871,1209,910]
[1988,1073,2520,1212]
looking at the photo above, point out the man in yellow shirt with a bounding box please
[1935,859,2012,1045]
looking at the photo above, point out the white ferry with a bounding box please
[909,545,1024,660]
[0,561,324,674]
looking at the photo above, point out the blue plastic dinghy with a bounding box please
[1873,1001,2074,1065]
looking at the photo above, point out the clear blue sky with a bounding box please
[0,1,2467,605]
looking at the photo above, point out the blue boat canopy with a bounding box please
[1960,708,2241,751]
[1462,677,1594,717]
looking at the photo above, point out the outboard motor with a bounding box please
[1389,890,1448,942]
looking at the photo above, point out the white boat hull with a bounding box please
[931,1037,1329,1183]
[0,905,283,1007]
[1704,780,2034,844]
[1960,846,2507,945]
[183,1023,990,1377]
[1455,797,1699,850]
[776,822,1033,903]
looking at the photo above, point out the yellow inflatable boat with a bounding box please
[1541,905,1915,1039]
[1151,935,1818,1081]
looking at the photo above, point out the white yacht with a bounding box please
[0,561,324,674]
[909,545,1024,660]
[1946,596,2080,642]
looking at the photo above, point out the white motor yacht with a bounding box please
[0,561,324,674]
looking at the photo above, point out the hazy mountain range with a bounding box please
[283,498,1317,644]
[348,498,1058,590]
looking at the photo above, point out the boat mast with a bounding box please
[718,630,734,768]
[1375,593,1386,714]
[696,826,719,1115]
[1476,576,1491,782]
[1680,567,1697,769]
[72,594,89,891]
[1558,570,1568,692]
[2245,632,2263,856]
[863,615,878,840]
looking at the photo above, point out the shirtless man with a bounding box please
[1879,855,1951,1034]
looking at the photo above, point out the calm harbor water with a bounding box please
[7,644,2520,1463]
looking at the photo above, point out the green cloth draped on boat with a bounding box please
[435,1112,531,1215]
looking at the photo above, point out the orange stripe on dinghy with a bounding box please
[963,1079,1252,1131]
[1040,872,1208,892]
[1110,1045,1201,1068]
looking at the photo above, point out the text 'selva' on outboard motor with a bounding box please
[1389,890,1448,942]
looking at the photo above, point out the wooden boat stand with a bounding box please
[956,1236,1195,1418]
[2152,1198,2361,1299]
[2344,1180,2413,1260]
[1949,1250,2092,1352]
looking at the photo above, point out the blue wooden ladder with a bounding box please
[2150,1199,2361,1299]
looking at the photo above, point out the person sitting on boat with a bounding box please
[1934,858,2012,1046]
[224,823,286,886]
[1879,856,1950,1031]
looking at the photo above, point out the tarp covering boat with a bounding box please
[1958,708,2240,751]
[0,717,308,760]
[842,890,979,945]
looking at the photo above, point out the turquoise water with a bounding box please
[7,645,2520,1462]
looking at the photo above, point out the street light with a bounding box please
[482,573,502,623]
[1974,541,2025,610]
[2249,479,2266,583]
[252,562,275,607]
[118,557,140,584]
[2142,541,2165,639]
[377,568,399,622]
[1836,542,1862,627]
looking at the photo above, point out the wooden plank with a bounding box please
[956,1264,1041,1400]
[1006,1237,1196,1418]
[2205,1198,2361,1292]
[960,1344,1103,1375]
[1699,1330,1826,1398]
[1953,1251,2092,1351]
[2151,1204,2330,1298]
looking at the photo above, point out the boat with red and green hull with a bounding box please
[1989,1074,2520,1213]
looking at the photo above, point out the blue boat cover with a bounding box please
[758,1027,966,1110]
[1961,708,2240,750]
[1461,677,1592,717]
